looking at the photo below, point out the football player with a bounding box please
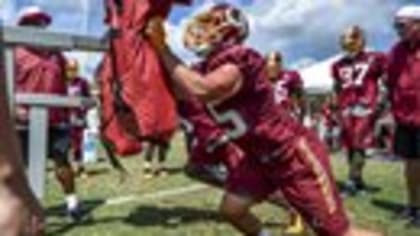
[265,51,305,121]
[179,94,304,235]
[264,51,305,233]
[321,95,341,151]
[331,25,387,196]
[66,59,92,178]
[146,4,381,236]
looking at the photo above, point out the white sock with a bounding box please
[258,229,270,236]
[66,194,79,210]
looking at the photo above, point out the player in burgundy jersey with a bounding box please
[178,94,305,235]
[331,25,387,196]
[321,95,341,151]
[178,96,231,188]
[265,51,305,121]
[146,4,381,236]
[66,59,92,178]
[264,51,305,233]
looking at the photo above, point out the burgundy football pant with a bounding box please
[227,132,350,236]
[70,127,84,162]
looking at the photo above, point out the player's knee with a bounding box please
[219,201,244,220]
[54,160,74,180]
[219,194,250,220]
[52,151,71,169]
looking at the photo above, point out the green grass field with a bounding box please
[44,134,420,236]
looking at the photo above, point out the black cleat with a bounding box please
[67,206,85,223]
[406,214,420,228]
[340,180,359,198]
[392,207,412,221]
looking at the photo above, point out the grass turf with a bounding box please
[44,134,420,236]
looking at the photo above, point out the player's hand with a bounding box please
[146,17,167,52]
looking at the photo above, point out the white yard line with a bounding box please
[105,184,208,206]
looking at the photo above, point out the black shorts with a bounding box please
[18,126,71,165]
[394,124,420,159]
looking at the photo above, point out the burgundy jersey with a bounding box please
[332,51,387,110]
[273,70,303,114]
[273,70,303,105]
[15,47,68,125]
[68,77,90,97]
[178,97,247,168]
[387,41,420,126]
[68,77,90,126]
[178,97,226,155]
[196,45,304,159]
[321,103,338,128]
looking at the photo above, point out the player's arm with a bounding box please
[370,53,389,116]
[331,64,342,102]
[146,17,243,103]
[159,49,242,102]
[290,77,304,102]
[291,72,306,118]
[330,64,342,121]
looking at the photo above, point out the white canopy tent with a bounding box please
[299,54,342,94]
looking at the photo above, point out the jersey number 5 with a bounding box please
[207,106,248,140]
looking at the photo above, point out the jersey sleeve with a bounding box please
[374,52,388,79]
[290,71,304,92]
[82,79,91,97]
[331,62,340,92]
[212,46,265,93]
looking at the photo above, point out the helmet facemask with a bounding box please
[183,4,249,57]
[340,25,366,58]
[265,51,283,82]
[66,59,79,81]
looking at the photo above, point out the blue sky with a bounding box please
[1,0,420,77]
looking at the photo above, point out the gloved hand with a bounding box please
[145,17,167,52]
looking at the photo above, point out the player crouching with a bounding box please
[146,4,382,236]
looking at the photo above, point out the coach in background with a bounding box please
[14,6,82,221]
[388,5,420,227]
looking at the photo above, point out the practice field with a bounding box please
[44,134,420,236]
